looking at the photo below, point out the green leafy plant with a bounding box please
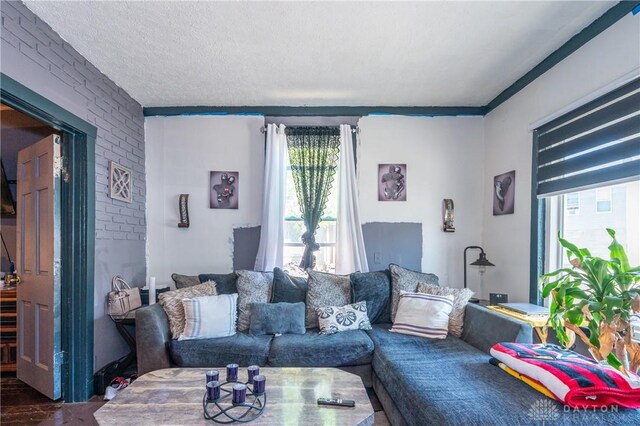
[540,229,640,374]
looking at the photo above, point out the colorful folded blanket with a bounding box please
[491,342,640,409]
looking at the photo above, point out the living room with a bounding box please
[0,1,639,425]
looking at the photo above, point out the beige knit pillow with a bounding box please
[416,283,473,337]
[159,281,217,339]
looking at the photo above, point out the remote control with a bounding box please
[317,398,355,407]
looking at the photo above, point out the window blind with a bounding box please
[534,77,640,197]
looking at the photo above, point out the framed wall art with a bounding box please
[493,170,515,215]
[210,171,239,209]
[378,164,406,201]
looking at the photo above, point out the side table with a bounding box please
[486,305,551,344]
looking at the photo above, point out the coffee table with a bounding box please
[93,367,374,425]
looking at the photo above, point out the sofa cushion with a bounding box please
[235,270,274,332]
[367,325,640,425]
[171,273,200,289]
[170,332,273,367]
[198,272,238,295]
[416,282,474,337]
[389,264,439,322]
[268,329,374,367]
[158,282,217,339]
[350,270,391,324]
[249,302,306,335]
[271,267,307,303]
[316,301,372,335]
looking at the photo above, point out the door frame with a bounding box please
[1,73,96,402]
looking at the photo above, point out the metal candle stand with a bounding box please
[202,380,266,424]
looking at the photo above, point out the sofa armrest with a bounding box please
[135,304,172,375]
[461,303,533,354]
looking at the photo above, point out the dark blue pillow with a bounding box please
[350,270,391,324]
[198,272,238,295]
[249,302,306,335]
[271,267,307,303]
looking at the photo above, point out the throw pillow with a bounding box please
[389,264,439,322]
[171,273,200,289]
[305,270,351,329]
[391,291,454,339]
[249,302,306,335]
[179,294,238,340]
[158,281,217,339]
[235,270,274,332]
[350,270,391,324]
[417,283,474,337]
[271,267,307,303]
[316,301,372,335]
[198,272,238,295]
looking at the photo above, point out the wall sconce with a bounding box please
[443,199,455,232]
[178,194,190,228]
[464,246,495,303]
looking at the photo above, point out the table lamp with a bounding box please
[464,246,495,303]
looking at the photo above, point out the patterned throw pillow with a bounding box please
[305,270,351,329]
[316,302,372,335]
[391,291,454,339]
[236,270,274,332]
[417,283,474,337]
[389,264,439,322]
[171,273,201,289]
[159,281,217,339]
[179,294,238,340]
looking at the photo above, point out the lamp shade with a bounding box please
[469,252,495,267]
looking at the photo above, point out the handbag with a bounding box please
[107,275,142,319]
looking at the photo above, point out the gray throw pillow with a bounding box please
[271,267,307,303]
[305,270,351,329]
[198,272,238,295]
[249,302,305,335]
[350,270,391,324]
[236,270,274,332]
[417,283,473,337]
[171,273,201,289]
[389,264,439,322]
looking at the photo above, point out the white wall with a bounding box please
[358,116,486,292]
[482,13,640,302]
[145,115,265,289]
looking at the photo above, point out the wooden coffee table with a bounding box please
[93,367,374,425]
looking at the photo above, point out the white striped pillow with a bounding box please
[390,291,454,339]
[179,294,238,340]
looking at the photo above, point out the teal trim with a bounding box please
[143,106,487,117]
[1,73,96,402]
[486,1,640,113]
[530,130,545,305]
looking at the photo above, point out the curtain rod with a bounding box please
[260,125,360,134]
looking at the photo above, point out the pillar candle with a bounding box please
[206,370,219,385]
[226,363,239,382]
[206,381,220,401]
[252,375,265,394]
[232,384,246,405]
[149,276,156,305]
[247,365,259,384]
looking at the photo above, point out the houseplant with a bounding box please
[540,229,640,374]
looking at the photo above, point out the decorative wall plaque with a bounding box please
[178,194,190,228]
[108,161,132,203]
[443,199,455,232]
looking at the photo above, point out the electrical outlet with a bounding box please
[374,252,382,264]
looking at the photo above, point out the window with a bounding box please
[565,193,580,215]
[283,164,338,273]
[548,182,639,271]
[595,188,612,213]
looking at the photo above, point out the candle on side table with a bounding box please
[232,384,246,405]
[149,276,156,305]
[226,363,239,382]
[206,381,220,401]
[252,375,265,394]
[206,370,219,385]
[247,365,259,384]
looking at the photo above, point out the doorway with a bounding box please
[1,74,96,402]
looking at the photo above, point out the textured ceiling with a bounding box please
[24,1,615,107]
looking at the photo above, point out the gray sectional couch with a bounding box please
[136,271,640,425]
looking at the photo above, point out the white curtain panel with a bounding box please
[335,124,369,274]
[254,123,287,271]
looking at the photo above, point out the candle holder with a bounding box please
[202,377,266,423]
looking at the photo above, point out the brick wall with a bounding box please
[1,1,147,370]
[1,1,146,241]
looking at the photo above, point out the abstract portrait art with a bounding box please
[210,171,239,209]
[378,164,407,201]
[493,170,515,215]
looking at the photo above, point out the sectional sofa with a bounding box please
[136,271,640,425]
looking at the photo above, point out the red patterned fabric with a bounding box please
[491,342,640,409]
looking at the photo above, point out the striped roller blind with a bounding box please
[534,77,640,197]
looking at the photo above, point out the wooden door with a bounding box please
[16,135,62,400]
